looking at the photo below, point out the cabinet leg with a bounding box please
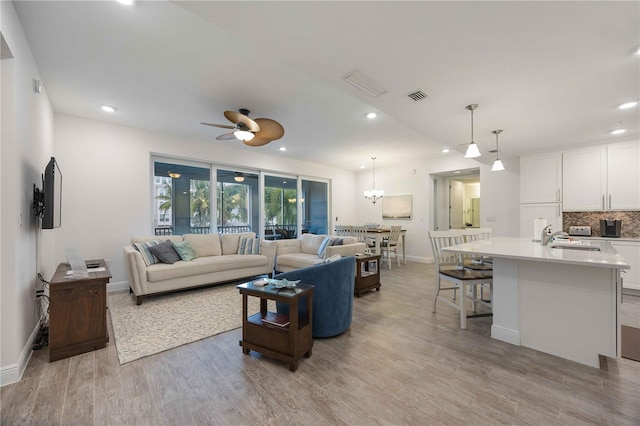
[289,362,298,372]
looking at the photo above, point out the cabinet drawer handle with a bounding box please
[609,194,612,209]
[602,195,605,209]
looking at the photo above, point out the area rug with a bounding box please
[108,283,262,364]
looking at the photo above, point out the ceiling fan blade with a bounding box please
[216,132,238,140]
[253,118,284,141]
[243,137,272,147]
[201,122,235,130]
[224,111,260,132]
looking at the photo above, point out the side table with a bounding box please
[237,281,314,372]
[48,259,111,361]
[354,254,381,297]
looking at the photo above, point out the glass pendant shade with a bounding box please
[234,130,255,141]
[464,142,481,158]
[491,159,505,171]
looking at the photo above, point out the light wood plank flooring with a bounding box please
[2,262,640,425]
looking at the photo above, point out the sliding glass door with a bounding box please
[216,169,258,234]
[301,179,328,235]
[264,174,298,239]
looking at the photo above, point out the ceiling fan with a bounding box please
[200,108,284,146]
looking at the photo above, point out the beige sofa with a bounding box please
[275,234,366,272]
[123,232,275,304]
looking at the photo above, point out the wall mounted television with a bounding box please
[33,157,62,229]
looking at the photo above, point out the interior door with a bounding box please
[449,180,464,229]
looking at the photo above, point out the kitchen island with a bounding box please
[443,237,630,368]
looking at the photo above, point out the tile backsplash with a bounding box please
[563,211,640,238]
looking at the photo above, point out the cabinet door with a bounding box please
[520,203,562,240]
[607,141,640,210]
[610,241,640,291]
[563,146,607,211]
[520,153,562,203]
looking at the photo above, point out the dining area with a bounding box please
[334,225,406,269]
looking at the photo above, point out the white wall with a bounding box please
[53,114,357,285]
[356,154,520,262]
[1,2,55,385]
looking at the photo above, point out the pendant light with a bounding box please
[363,157,384,204]
[464,104,481,158]
[491,130,505,172]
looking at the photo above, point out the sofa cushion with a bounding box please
[238,236,261,254]
[133,240,163,266]
[276,253,324,271]
[221,232,256,255]
[300,234,328,255]
[183,234,222,257]
[172,240,197,261]
[146,254,268,282]
[316,237,331,257]
[149,240,181,264]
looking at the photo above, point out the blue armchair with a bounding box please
[275,256,355,338]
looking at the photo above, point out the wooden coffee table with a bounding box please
[237,280,314,372]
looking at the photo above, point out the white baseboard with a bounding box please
[0,322,39,387]
[107,280,129,293]
[491,324,521,346]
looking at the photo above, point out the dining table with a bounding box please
[364,228,407,264]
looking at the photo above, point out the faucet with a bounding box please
[541,224,569,246]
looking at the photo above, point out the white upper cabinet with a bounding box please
[607,141,640,210]
[563,146,607,211]
[520,153,562,204]
[563,141,639,211]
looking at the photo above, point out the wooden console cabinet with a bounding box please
[48,259,111,361]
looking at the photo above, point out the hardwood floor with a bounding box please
[2,262,640,425]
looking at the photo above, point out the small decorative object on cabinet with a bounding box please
[237,280,314,372]
[354,254,381,297]
[48,259,111,362]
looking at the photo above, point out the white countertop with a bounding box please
[443,237,630,269]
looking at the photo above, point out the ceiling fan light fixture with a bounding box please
[463,104,481,158]
[234,130,255,141]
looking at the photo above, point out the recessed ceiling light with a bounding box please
[366,112,377,119]
[360,165,366,169]
[442,148,450,153]
[101,105,116,113]
[279,147,286,151]
[635,46,640,55]
[618,101,638,109]
[454,171,461,174]
[610,129,626,135]
[115,0,134,5]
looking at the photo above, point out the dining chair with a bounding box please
[381,225,402,269]
[429,230,493,329]
[335,225,353,237]
[351,226,375,254]
[458,228,493,300]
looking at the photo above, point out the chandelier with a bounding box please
[363,157,384,204]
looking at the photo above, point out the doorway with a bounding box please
[431,168,480,230]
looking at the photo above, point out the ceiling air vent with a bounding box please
[407,90,428,102]
[343,70,387,97]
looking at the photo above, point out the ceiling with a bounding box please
[13,1,640,171]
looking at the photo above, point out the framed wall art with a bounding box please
[382,194,412,219]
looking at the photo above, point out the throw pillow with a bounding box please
[331,238,344,246]
[172,240,197,261]
[133,239,163,266]
[149,239,181,264]
[237,236,261,255]
[316,237,332,258]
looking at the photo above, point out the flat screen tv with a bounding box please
[39,157,62,229]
